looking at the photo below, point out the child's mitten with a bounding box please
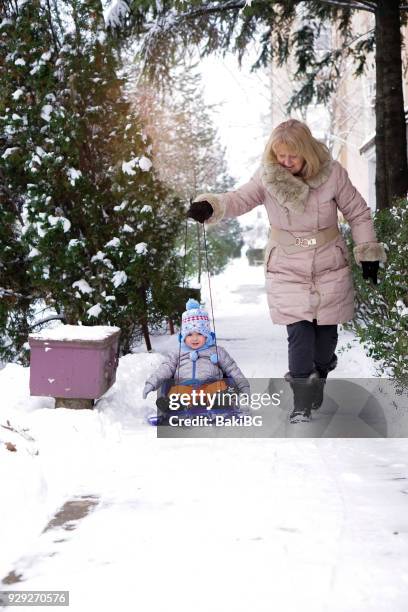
[142,383,154,399]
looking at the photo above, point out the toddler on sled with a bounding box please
[142,299,250,419]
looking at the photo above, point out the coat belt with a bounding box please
[269,225,339,254]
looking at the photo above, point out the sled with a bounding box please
[147,377,247,426]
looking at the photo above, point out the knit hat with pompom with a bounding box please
[181,298,212,342]
[179,298,217,361]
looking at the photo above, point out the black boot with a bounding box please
[311,372,325,411]
[284,371,319,423]
[312,353,338,410]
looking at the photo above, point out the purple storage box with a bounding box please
[29,325,121,399]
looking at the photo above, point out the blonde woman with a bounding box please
[188,119,386,423]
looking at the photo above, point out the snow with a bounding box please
[135,241,147,254]
[395,300,408,317]
[41,51,52,62]
[68,239,81,249]
[111,270,127,288]
[121,158,139,175]
[0,18,12,28]
[48,215,71,233]
[28,248,40,259]
[105,237,120,248]
[87,304,103,318]
[91,251,107,263]
[67,168,82,185]
[1,257,408,610]
[12,88,24,100]
[14,58,26,66]
[1,147,20,159]
[121,154,152,175]
[104,0,130,28]
[40,104,53,122]
[35,146,46,158]
[113,200,128,212]
[122,224,134,233]
[72,280,93,295]
[138,155,152,171]
[29,324,120,342]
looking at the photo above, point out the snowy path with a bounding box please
[2,438,408,612]
[1,256,408,611]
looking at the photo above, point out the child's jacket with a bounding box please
[145,345,250,394]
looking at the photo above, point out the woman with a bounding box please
[187,119,386,423]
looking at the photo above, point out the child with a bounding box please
[142,299,250,409]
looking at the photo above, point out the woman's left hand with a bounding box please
[361,261,379,285]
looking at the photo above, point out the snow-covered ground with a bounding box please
[1,256,408,611]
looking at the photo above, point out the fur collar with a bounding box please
[260,158,333,215]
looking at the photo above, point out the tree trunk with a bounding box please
[375,0,408,210]
[141,319,152,351]
[168,319,175,335]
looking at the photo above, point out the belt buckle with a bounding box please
[295,237,317,248]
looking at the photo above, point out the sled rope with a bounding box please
[202,222,220,369]
[181,215,188,289]
[176,216,189,383]
[177,211,220,380]
[196,222,202,285]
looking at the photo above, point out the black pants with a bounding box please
[286,320,338,378]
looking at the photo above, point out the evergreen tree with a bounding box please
[0,0,57,363]
[1,0,185,359]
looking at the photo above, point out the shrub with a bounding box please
[344,198,408,387]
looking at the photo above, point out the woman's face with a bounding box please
[274,143,305,175]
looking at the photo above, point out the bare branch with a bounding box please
[168,0,247,21]
[30,314,66,329]
[45,0,60,51]
[0,288,33,300]
[317,0,376,11]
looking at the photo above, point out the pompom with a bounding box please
[210,353,218,364]
[186,298,201,311]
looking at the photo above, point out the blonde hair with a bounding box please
[263,119,330,180]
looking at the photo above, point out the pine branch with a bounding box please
[287,26,375,111]
[0,169,24,225]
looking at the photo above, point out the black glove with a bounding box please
[187,200,213,223]
[361,261,379,285]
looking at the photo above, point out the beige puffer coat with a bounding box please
[195,159,386,325]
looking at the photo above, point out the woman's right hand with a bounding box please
[187,200,213,223]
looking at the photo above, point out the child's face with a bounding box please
[185,332,206,349]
